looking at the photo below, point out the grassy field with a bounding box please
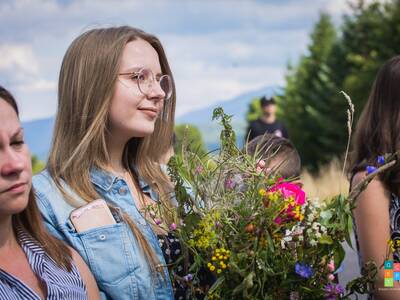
[301,159,349,200]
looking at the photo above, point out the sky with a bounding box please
[0,0,357,121]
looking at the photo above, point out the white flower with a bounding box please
[312,222,320,230]
[310,239,318,246]
[283,235,292,242]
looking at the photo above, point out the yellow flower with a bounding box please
[217,269,222,274]
[212,256,216,261]
[259,189,267,197]
[207,263,212,268]
[209,265,215,271]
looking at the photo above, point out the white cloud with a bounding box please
[0,0,357,121]
[0,44,39,75]
[17,79,56,93]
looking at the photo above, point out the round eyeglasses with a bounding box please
[118,68,173,100]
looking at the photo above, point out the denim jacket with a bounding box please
[32,168,174,300]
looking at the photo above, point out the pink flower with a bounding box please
[327,260,335,273]
[274,216,282,225]
[195,165,204,174]
[169,223,177,231]
[327,274,335,281]
[256,160,266,173]
[269,181,306,205]
[225,178,236,189]
[257,160,266,168]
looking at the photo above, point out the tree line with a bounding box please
[279,0,400,171]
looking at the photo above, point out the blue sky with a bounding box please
[0,0,359,121]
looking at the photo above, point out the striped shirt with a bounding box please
[0,227,87,300]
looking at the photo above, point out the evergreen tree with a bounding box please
[338,0,400,113]
[281,13,341,170]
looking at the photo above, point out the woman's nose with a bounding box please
[147,82,166,102]
[1,150,25,177]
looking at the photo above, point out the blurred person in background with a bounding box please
[246,96,289,142]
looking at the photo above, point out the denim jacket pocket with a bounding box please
[75,223,136,286]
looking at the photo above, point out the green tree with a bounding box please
[174,124,207,158]
[337,0,400,113]
[31,155,45,174]
[245,97,263,123]
[281,13,342,170]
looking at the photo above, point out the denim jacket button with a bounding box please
[118,187,128,195]
[99,234,106,240]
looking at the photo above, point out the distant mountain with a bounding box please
[23,85,281,161]
[176,85,281,150]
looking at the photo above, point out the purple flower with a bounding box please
[183,273,193,282]
[224,178,236,189]
[323,283,344,299]
[169,223,177,231]
[366,165,377,175]
[215,221,222,229]
[295,263,313,279]
[155,219,162,225]
[377,156,385,165]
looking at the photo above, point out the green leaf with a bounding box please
[319,234,333,244]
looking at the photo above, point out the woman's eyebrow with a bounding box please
[11,127,24,138]
[119,66,142,73]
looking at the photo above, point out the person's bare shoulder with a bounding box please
[69,247,100,300]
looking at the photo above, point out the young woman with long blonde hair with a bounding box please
[33,26,176,299]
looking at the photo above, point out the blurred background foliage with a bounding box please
[31,155,45,174]
[244,0,400,172]
[278,0,400,171]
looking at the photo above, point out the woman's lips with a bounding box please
[139,108,158,118]
[3,182,28,194]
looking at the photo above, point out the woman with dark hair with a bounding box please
[0,86,99,299]
[350,55,400,299]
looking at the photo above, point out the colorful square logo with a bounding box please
[394,263,400,272]
[385,278,394,287]
[385,269,394,278]
[394,272,400,281]
[385,260,394,269]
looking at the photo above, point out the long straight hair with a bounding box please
[349,55,400,196]
[0,86,73,271]
[47,26,176,273]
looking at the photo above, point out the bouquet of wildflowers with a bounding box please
[158,107,393,299]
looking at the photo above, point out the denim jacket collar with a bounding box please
[89,166,152,194]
